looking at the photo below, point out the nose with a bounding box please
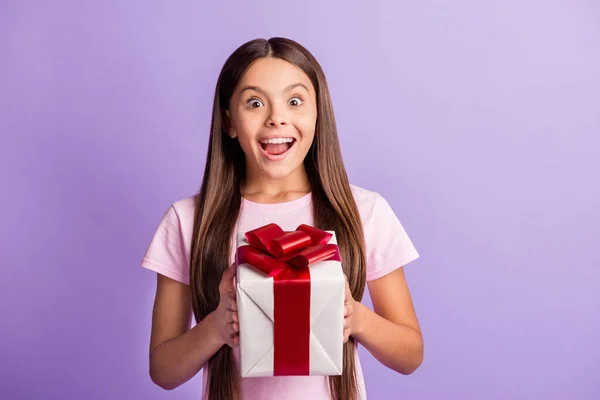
[266,104,288,127]
[268,118,287,127]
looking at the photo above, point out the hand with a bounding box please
[343,274,357,343]
[213,262,239,347]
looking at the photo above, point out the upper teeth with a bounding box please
[260,137,294,144]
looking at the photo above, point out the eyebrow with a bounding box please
[239,82,311,96]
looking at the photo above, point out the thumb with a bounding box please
[219,262,237,293]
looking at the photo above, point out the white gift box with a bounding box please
[235,230,345,378]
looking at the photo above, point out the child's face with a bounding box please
[227,57,317,182]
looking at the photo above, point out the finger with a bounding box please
[227,322,238,335]
[344,285,352,302]
[345,293,353,305]
[343,317,351,332]
[226,311,238,323]
[223,262,237,282]
[219,262,237,293]
[344,304,353,317]
[226,335,238,348]
[229,297,238,312]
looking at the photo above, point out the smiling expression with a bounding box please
[226,57,318,181]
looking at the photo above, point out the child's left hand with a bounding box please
[343,274,357,343]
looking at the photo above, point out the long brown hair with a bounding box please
[189,37,367,400]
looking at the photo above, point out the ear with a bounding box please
[223,110,237,139]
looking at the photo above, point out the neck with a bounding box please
[241,165,311,202]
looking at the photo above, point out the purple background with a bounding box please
[1,1,599,399]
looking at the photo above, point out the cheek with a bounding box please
[234,114,262,144]
[296,115,316,143]
[294,107,317,132]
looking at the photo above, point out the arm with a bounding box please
[148,274,221,390]
[348,267,424,375]
[148,264,239,390]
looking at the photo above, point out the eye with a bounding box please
[289,97,304,107]
[247,98,264,108]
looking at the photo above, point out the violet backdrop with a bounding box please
[1,1,599,399]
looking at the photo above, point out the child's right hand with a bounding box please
[213,262,239,348]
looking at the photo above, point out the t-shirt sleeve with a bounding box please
[364,194,420,281]
[140,205,190,285]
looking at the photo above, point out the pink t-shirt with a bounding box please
[141,184,419,399]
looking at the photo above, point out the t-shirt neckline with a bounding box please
[241,192,312,212]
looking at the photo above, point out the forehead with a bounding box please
[238,57,314,93]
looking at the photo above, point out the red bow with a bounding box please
[237,223,340,275]
[237,223,341,376]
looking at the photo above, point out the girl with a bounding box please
[141,37,423,400]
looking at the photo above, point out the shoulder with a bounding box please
[348,184,420,279]
[170,195,196,223]
[349,183,380,205]
[348,183,409,233]
[140,194,198,285]
[349,183,386,223]
[155,194,197,248]
[154,194,196,235]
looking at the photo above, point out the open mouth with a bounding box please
[259,137,297,159]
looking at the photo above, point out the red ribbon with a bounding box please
[237,223,341,376]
